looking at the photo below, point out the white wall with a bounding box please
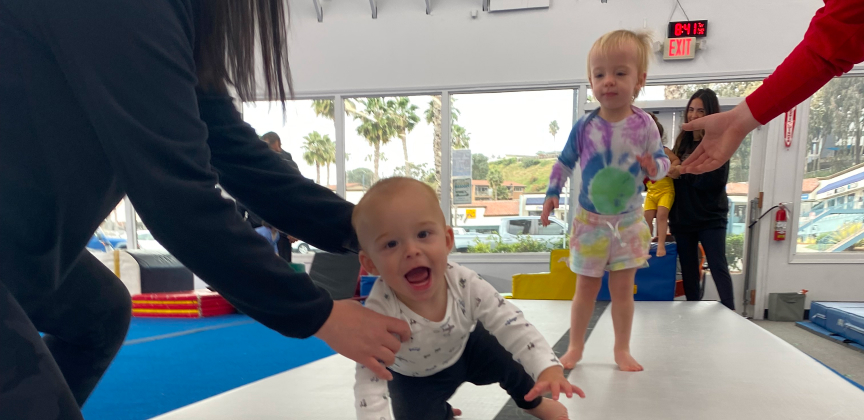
[284,0,822,97]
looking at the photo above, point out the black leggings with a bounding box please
[675,228,735,310]
[0,251,132,420]
[388,323,542,420]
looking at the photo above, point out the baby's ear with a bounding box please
[359,251,380,276]
[444,226,455,251]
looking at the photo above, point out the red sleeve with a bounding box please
[746,0,864,124]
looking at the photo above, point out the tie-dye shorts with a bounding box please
[568,206,651,278]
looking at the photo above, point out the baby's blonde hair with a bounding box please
[587,30,653,99]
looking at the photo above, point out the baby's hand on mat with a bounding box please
[524,366,586,401]
[637,153,657,178]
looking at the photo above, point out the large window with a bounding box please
[243,99,338,188]
[449,89,576,253]
[587,81,762,103]
[85,203,136,252]
[797,76,864,253]
[85,201,167,253]
[343,96,441,205]
[242,99,337,254]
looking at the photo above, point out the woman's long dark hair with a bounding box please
[195,0,292,103]
[673,88,720,159]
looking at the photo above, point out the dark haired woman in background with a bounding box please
[0,1,409,418]
[667,89,736,310]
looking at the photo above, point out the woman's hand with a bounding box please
[314,300,411,381]
[541,197,559,227]
[679,101,760,174]
[667,165,681,179]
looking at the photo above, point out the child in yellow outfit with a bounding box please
[643,113,680,257]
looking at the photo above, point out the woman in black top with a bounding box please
[0,1,409,418]
[668,89,735,310]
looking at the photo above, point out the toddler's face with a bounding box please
[588,43,645,110]
[357,187,454,306]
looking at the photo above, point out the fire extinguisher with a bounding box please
[774,203,788,241]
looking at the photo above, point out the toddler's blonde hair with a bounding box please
[587,30,653,99]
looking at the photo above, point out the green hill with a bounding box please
[488,157,556,193]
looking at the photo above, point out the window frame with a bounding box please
[788,77,864,263]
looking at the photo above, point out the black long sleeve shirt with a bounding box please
[669,162,731,234]
[0,0,354,338]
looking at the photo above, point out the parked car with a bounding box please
[453,216,568,252]
[292,240,319,254]
[136,230,165,251]
[86,228,127,252]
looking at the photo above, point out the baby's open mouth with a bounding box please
[405,267,431,284]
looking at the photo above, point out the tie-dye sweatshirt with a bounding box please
[546,107,670,215]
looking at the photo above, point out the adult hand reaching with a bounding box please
[315,300,411,380]
[679,101,761,175]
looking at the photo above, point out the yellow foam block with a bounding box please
[512,248,638,299]
[549,249,571,274]
[512,271,577,300]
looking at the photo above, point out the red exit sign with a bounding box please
[663,37,696,60]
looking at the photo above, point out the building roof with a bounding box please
[816,172,864,194]
[802,178,820,193]
[725,182,749,196]
[726,179,821,196]
[327,182,366,192]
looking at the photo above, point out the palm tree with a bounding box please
[549,120,559,143]
[452,124,470,150]
[321,135,336,186]
[426,97,442,197]
[487,168,504,200]
[389,97,421,177]
[355,98,396,183]
[302,131,330,184]
[312,99,358,120]
[425,96,462,198]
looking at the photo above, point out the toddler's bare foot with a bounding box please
[525,397,570,420]
[656,244,666,257]
[559,346,583,369]
[614,350,643,372]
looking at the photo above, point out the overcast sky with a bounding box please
[241,86,667,183]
